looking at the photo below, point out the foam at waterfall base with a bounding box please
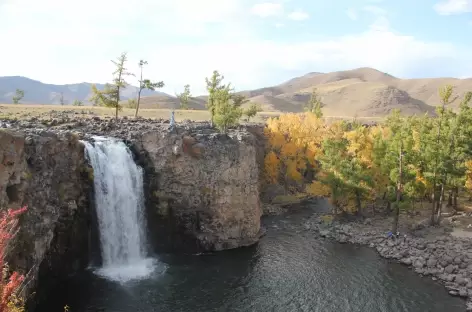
[94,258,158,283]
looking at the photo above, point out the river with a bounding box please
[36,207,464,312]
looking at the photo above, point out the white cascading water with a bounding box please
[83,137,155,282]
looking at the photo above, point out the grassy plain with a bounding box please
[0,104,385,123]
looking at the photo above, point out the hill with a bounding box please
[2,68,471,117]
[0,76,165,105]
[136,67,471,117]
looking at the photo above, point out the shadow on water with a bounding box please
[36,206,465,312]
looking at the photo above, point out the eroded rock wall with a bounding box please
[0,129,90,308]
[131,127,262,252]
[32,118,266,253]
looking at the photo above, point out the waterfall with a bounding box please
[83,137,155,282]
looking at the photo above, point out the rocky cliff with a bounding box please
[0,128,90,308]
[53,116,264,252]
[1,116,265,308]
[129,125,263,252]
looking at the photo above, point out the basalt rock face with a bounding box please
[129,126,263,252]
[0,129,90,309]
[3,116,265,255]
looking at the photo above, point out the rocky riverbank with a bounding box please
[304,208,472,311]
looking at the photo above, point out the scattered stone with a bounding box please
[456,275,467,285]
[461,289,469,297]
[319,230,330,237]
[426,258,437,267]
[414,259,425,269]
[445,265,455,274]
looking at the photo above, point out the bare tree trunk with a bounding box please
[431,189,437,225]
[355,190,362,217]
[436,183,445,225]
[135,65,144,118]
[135,88,142,118]
[453,186,458,210]
[431,102,446,225]
[392,143,403,233]
[115,86,121,120]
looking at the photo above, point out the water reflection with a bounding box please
[36,210,464,312]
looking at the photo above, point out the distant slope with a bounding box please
[240,67,470,117]
[136,67,467,117]
[0,76,165,105]
[3,68,471,118]
[133,94,207,110]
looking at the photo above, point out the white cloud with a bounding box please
[0,0,470,96]
[434,0,472,15]
[250,2,283,17]
[275,23,285,28]
[363,5,390,31]
[369,15,390,31]
[363,5,387,15]
[346,8,358,21]
[287,10,309,21]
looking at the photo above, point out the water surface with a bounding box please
[37,209,464,312]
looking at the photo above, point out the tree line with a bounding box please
[264,86,472,232]
[10,52,263,130]
[89,52,263,130]
[11,89,83,106]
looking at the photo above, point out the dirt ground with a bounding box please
[361,199,472,241]
[311,195,472,242]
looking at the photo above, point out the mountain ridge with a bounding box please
[0,76,166,105]
[136,67,471,117]
[1,68,471,117]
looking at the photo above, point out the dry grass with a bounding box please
[0,104,281,122]
[0,104,386,123]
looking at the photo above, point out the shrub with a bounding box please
[0,206,27,312]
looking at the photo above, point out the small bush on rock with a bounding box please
[0,206,27,312]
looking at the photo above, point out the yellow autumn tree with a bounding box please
[263,112,326,192]
[262,86,472,222]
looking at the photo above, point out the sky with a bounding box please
[0,0,471,95]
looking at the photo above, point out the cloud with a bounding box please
[287,10,309,21]
[346,8,358,21]
[434,0,472,15]
[363,5,390,31]
[275,23,285,28]
[250,2,283,17]
[0,0,470,96]
[363,5,387,15]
